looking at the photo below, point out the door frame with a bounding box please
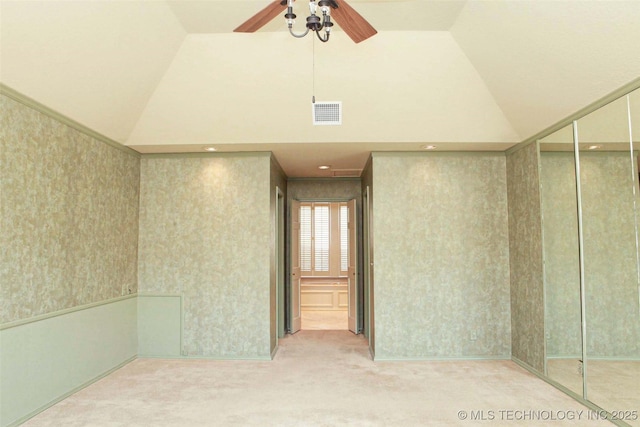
[286,197,364,334]
[363,186,373,350]
[347,198,358,333]
[275,186,286,340]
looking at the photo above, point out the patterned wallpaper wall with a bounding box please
[0,94,140,324]
[540,152,582,357]
[506,143,545,373]
[138,153,272,358]
[287,179,361,202]
[541,151,640,358]
[579,153,639,357]
[371,153,511,359]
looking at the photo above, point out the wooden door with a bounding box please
[290,200,302,333]
[347,199,358,334]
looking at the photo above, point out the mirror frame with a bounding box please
[530,78,640,427]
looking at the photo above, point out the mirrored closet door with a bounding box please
[576,93,640,425]
[541,87,640,427]
[540,124,584,397]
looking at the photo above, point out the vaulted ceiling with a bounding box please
[2,0,639,177]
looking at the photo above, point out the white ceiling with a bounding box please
[167,0,468,33]
[1,0,639,177]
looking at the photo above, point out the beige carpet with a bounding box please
[301,310,348,330]
[547,358,584,396]
[548,358,640,427]
[23,331,614,426]
[586,360,640,427]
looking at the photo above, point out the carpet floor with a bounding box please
[301,310,348,330]
[547,358,640,427]
[22,331,614,426]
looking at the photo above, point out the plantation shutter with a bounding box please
[300,205,312,272]
[340,204,349,272]
[314,205,330,272]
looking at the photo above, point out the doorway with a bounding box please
[287,198,361,334]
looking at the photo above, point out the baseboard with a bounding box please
[510,356,633,427]
[547,355,640,361]
[373,355,511,362]
[584,356,640,361]
[511,356,545,378]
[4,356,136,427]
[546,355,583,360]
[175,355,273,361]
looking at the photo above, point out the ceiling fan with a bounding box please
[234,0,377,44]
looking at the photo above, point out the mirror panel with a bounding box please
[540,125,584,396]
[633,88,640,149]
[576,94,640,424]
[625,88,640,426]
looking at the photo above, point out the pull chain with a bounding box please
[312,35,316,103]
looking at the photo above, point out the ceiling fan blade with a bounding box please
[331,0,377,43]
[234,0,287,33]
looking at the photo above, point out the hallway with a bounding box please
[301,310,348,330]
[22,331,610,426]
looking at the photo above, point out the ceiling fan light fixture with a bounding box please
[234,0,376,44]
[287,0,333,42]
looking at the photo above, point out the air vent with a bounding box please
[333,169,362,177]
[313,102,342,125]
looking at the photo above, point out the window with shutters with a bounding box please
[299,202,348,277]
[300,205,312,271]
[314,205,330,272]
[340,204,349,273]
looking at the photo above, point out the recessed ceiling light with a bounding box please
[422,145,437,150]
[587,145,603,150]
[318,165,331,170]
[204,147,217,152]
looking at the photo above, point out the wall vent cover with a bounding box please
[312,102,342,125]
[333,169,362,177]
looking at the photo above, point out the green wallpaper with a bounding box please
[506,143,545,373]
[541,151,640,358]
[0,94,140,324]
[138,154,272,358]
[580,152,640,357]
[287,179,362,202]
[371,153,511,359]
[540,152,582,358]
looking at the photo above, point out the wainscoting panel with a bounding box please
[0,296,137,427]
[138,295,182,357]
[301,279,348,311]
